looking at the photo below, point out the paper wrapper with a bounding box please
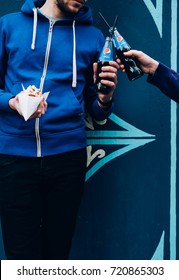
[18,90,49,121]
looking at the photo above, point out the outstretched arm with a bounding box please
[122,50,159,75]
[118,50,179,103]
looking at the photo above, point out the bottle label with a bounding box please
[99,47,112,61]
[104,47,111,54]
[98,37,114,62]
[117,35,123,42]
[113,30,131,51]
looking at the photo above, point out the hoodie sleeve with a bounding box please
[0,18,15,112]
[83,31,113,121]
[147,63,179,103]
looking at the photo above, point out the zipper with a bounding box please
[36,19,55,157]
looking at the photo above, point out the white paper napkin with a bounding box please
[18,86,49,121]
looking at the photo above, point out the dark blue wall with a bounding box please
[0,0,178,260]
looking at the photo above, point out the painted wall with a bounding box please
[0,0,178,260]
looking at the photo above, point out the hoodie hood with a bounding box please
[21,0,94,88]
[21,0,93,24]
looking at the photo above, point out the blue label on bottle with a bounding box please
[99,38,114,61]
[112,30,131,51]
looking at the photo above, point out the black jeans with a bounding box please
[0,148,87,260]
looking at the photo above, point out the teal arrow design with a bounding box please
[86,113,156,181]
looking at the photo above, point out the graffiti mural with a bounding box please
[70,0,179,260]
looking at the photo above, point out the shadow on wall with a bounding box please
[0,222,6,259]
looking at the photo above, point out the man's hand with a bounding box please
[118,50,159,75]
[9,93,48,119]
[93,60,119,104]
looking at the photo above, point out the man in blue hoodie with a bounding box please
[121,50,179,102]
[0,0,119,259]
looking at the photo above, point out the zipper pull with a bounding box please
[49,20,54,32]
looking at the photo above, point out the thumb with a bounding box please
[93,62,98,82]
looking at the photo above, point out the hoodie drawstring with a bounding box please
[31,8,38,50]
[72,20,77,88]
[31,10,77,87]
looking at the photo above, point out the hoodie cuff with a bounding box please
[147,63,170,86]
[92,98,114,121]
[0,93,15,112]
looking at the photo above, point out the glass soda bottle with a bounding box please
[112,28,143,81]
[95,36,114,95]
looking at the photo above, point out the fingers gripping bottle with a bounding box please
[95,36,114,94]
[112,28,143,81]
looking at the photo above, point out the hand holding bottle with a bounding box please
[120,50,159,75]
[93,60,119,108]
[112,28,143,81]
[98,13,143,81]
[94,37,114,95]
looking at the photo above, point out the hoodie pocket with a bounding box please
[40,80,85,134]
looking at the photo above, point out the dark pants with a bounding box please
[0,148,87,260]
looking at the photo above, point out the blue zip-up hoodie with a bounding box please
[0,0,113,157]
